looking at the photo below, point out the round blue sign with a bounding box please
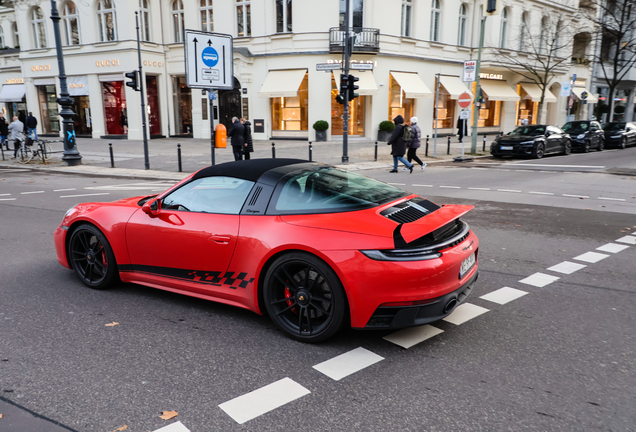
[202,47,219,68]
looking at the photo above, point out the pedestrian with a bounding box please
[457,117,467,142]
[240,117,254,160]
[0,113,9,150]
[8,116,25,159]
[406,117,426,171]
[26,111,38,140]
[387,115,414,173]
[227,116,245,161]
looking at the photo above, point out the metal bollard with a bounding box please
[1,142,4,161]
[272,142,276,159]
[483,135,487,152]
[425,135,429,157]
[309,141,313,162]
[374,141,378,161]
[109,143,115,168]
[177,143,182,172]
[447,136,451,155]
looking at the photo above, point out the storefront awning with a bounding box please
[333,71,379,95]
[259,69,307,98]
[479,80,519,102]
[519,83,557,103]
[572,87,598,104]
[439,75,472,99]
[0,84,26,103]
[390,72,433,98]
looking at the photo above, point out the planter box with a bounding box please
[377,130,391,142]
[315,130,327,142]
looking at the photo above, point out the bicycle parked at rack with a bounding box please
[14,138,52,164]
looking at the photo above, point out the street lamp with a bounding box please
[50,0,81,166]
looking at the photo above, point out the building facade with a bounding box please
[0,0,596,142]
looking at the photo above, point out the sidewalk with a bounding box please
[0,135,490,180]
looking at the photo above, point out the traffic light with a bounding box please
[347,74,359,100]
[125,71,139,91]
[335,74,348,104]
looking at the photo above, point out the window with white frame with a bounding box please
[276,0,292,33]
[0,28,4,49]
[430,0,441,42]
[237,0,251,37]
[519,12,528,51]
[499,7,508,48]
[555,20,562,56]
[539,17,547,54]
[139,0,151,42]
[458,4,467,46]
[62,1,80,46]
[401,0,412,37]
[172,0,185,42]
[32,7,47,48]
[201,0,214,32]
[97,0,117,42]
[13,22,19,48]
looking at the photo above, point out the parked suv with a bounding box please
[561,120,604,152]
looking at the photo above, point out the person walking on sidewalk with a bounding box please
[240,118,254,160]
[0,113,9,150]
[405,117,426,171]
[227,116,245,161]
[26,112,38,140]
[387,115,414,173]
[8,116,24,159]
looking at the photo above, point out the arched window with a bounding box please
[458,4,467,46]
[0,28,4,49]
[13,22,19,48]
[519,12,528,51]
[201,0,214,33]
[430,0,441,42]
[32,7,47,49]
[97,0,117,41]
[139,0,151,42]
[62,1,80,45]
[499,7,508,48]
[172,0,185,42]
[539,16,548,54]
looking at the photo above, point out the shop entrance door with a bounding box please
[146,75,162,137]
[172,76,192,136]
[331,96,365,136]
[218,77,242,131]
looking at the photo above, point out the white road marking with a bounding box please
[468,187,490,190]
[59,193,111,198]
[563,194,589,198]
[573,251,609,263]
[388,183,405,186]
[528,191,554,195]
[153,421,191,432]
[443,303,489,325]
[312,347,384,381]
[616,235,636,245]
[597,243,630,253]
[0,198,16,201]
[497,189,521,193]
[383,325,444,349]
[471,167,487,170]
[505,164,606,168]
[21,191,44,195]
[539,171,552,173]
[547,261,587,275]
[439,186,461,189]
[412,184,433,187]
[53,188,76,192]
[218,378,310,424]
[480,287,528,305]
[519,272,560,288]
[0,193,11,196]
[597,197,625,201]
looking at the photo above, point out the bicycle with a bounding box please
[32,139,52,163]
[13,138,33,164]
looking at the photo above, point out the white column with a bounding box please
[308,68,332,141]
[88,74,105,138]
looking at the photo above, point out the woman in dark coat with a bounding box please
[406,116,426,171]
[240,118,254,160]
[227,117,245,161]
[387,115,414,173]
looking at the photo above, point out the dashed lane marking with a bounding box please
[388,183,406,186]
[597,243,630,253]
[312,347,384,381]
[442,303,489,325]
[59,193,111,198]
[528,191,554,195]
[597,197,625,201]
[519,272,560,288]
[0,198,16,201]
[153,421,191,432]
[616,235,636,245]
[547,261,587,275]
[573,251,609,263]
[480,287,528,305]
[53,188,76,192]
[468,187,490,190]
[0,193,11,196]
[412,184,433,187]
[218,378,310,424]
[563,194,589,198]
[505,164,606,168]
[21,191,45,194]
[439,185,461,189]
[383,325,444,349]
[497,189,521,193]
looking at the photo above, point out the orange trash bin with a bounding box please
[215,124,227,148]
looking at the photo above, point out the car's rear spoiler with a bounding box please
[398,204,474,245]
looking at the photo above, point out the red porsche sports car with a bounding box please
[55,159,479,342]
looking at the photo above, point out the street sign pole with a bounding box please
[135,12,149,170]
[434,73,440,157]
[471,15,487,154]
[341,0,351,164]
[209,90,215,166]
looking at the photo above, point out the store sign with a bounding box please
[31,64,51,72]
[6,78,23,84]
[560,81,571,96]
[351,63,373,71]
[316,63,342,71]
[327,59,378,67]
[143,60,165,68]
[479,73,503,80]
[463,60,476,82]
[68,76,89,96]
[96,59,121,67]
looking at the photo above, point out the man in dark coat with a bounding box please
[227,116,245,161]
[26,112,38,140]
[240,118,254,160]
[0,113,9,150]
[387,115,414,173]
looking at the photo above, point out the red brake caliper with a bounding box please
[284,284,297,314]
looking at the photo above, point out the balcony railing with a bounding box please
[329,27,380,54]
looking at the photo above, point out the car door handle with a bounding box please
[210,234,232,244]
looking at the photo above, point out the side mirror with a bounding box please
[545,131,552,137]
[142,199,161,216]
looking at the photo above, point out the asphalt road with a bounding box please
[0,151,635,431]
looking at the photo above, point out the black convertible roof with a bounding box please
[192,158,310,182]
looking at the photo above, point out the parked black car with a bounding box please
[562,120,604,152]
[602,122,636,149]
[490,125,571,159]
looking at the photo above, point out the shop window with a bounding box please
[242,98,249,120]
[471,82,502,127]
[146,76,161,136]
[388,74,414,122]
[516,85,539,126]
[139,0,151,42]
[331,76,365,136]
[433,77,455,129]
[72,96,91,136]
[31,7,47,49]
[201,0,214,32]
[173,76,192,135]
[102,81,127,135]
[62,1,80,45]
[37,85,60,134]
[97,0,117,42]
[276,0,292,33]
[402,0,412,37]
[271,73,308,131]
[237,0,251,37]
[172,0,185,43]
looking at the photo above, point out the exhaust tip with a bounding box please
[443,298,458,314]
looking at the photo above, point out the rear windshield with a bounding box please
[508,126,545,136]
[603,123,625,131]
[273,167,408,213]
[562,122,589,132]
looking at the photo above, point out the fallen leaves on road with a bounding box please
[105,322,119,327]
[113,425,127,431]
[159,411,178,420]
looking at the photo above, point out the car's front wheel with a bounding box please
[68,224,118,289]
[532,143,545,159]
[264,252,347,343]
[598,138,604,151]
[621,137,627,149]
[583,141,591,152]
[563,140,572,155]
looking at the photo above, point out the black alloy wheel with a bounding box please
[598,138,604,151]
[264,252,347,343]
[68,224,118,289]
[583,141,591,152]
[532,143,545,159]
[563,140,572,155]
[621,137,627,149]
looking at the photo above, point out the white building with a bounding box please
[0,0,596,142]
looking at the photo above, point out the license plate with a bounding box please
[460,252,476,278]
[500,146,513,150]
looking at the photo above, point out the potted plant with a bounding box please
[378,120,395,142]
[313,120,329,142]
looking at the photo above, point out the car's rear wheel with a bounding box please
[69,224,118,290]
[563,140,572,155]
[532,143,545,159]
[620,137,627,149]
[583,141,590,152]
[264,252,347,343]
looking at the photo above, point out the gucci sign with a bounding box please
[96,59,121,67]
[69,83,85,89]
[31,65,51,72]
[143,60,164,67]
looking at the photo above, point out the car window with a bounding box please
[562,122,588,132]
[590,122,600,130]
[603,122,626,131]
[162,176,254,214]
[546,126,559,134]
[508,126,545,136]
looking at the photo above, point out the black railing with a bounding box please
[329,27,380,53]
